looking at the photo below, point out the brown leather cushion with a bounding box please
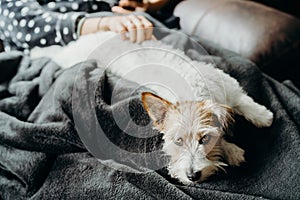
[174,0,300,85]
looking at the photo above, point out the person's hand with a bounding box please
[80,15,153,43]
[112,0,169,14]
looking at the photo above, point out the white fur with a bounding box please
[31,31,273,128]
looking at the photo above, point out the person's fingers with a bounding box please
[112,6,133,14]
[137,16,153,40]
[104,16,128,40]
[122,17,136,42]
[151,35,157,40]
[111,15,153,43]
[128,24,137,43]
[115,23,127,41]
[128,15,144,43]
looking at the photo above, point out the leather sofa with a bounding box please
[174,0,300,88]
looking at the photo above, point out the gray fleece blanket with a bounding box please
[0,31,299,200]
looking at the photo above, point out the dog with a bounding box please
[141,90,272,183]
[31,31,273,184]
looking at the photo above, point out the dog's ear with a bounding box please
[221,140,245,166]
[211,103,235,133]
[141,92,173,131]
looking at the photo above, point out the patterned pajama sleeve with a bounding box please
[0,0,117,52]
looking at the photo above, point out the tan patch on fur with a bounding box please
[141,92,175,131]
[197,101,213,125]
[220,106,235,131]
[204,136,222,156]
[221,140,245,166]
[200,165,220,182]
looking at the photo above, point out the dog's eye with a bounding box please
[173,137,183,146]
[199,135,211,145]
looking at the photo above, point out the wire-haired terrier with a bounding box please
[141,68,273,184]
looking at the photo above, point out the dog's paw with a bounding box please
[251,107,273,128]
[260,109,274,127]
[228,149,245,167]
[235,95,274,128]
[223,142,245,167]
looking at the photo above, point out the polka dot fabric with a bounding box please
[0,0,116,52]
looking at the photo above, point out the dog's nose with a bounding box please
[187,171,201,181]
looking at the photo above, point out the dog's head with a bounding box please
[142,92,245,184]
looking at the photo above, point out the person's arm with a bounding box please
[79,14,153,43]
[145,0,171,13]
[0,0,115,51]
[112,0,170,14]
